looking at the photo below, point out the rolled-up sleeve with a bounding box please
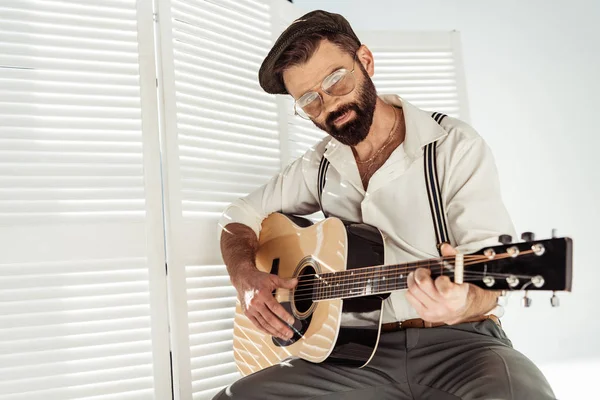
[444,135,517,255]
[217,150,321,241]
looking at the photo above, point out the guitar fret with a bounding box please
[381,264,389,293]
[331,272,335,299]
[332,272,338,299]
[372,268,379,294]
[351,270,359,296]
[315,277,321,301]
[343,270,350,297]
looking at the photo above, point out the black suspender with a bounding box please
[317,156,330,218]
[317,111,451,255]
[425,112,451,255]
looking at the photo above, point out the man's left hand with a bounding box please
[405,243,470,325]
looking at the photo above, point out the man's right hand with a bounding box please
[231,269,298,340]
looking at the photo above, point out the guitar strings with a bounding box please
[287,271,536,302]
[286,273,536,302]
[288,254,485,281]
[278,273,520,301]
[284,250,538,301]
[285,250,533,288]
[291,262,534,294]
[289,269,536,297]
[286,252,530,284]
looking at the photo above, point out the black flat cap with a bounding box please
[258,10,361,95]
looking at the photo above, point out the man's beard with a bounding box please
[313,67,378,146]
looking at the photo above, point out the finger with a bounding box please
[248,314,271,336]
[407,270,438,307]
[265,297,295,326]
[413,268,442,300]
[258,305,293,339]
[440,243,457,257]
[407,271,434,308]
[276,276,298,289]
[254,311,284,339]
[405,290,428,318]
[434,275,455,297]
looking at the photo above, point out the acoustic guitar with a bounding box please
[232,212,573,376]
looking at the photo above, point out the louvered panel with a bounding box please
[174,61,269,99]
[176,110,278,140]
[0,363,154,394]
[158,1,300,398]
[186,264,239,400]
[0,24,136,53]
[0,257,155,398]
[0,377,154,400]
[1,318,150,343]
[372,49,462,118]
[174,42,260,84]
[0,342,152,370]
[0,17,136,47]
[169,0,280,220]
[176,93,277,122]
[0,188,144,202]
[287,97,327,162]
[172,0,270,53]
[172,24,264,70]
[180,153,279,174]
[0,332,151,359]
[0,67,138,88]
[178,130,279,157]
[190,339,233,359]
[0,87,140,108]
[0,0,169,398]
[0,127,141,143]
[0,0,146,220]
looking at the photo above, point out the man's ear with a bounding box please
[356,45,375,77]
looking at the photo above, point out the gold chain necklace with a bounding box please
[355,107,403,188]
[355,106,399,166]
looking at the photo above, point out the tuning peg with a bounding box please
[521,232,535,242]
[552,229,557,238]
[551,292,560,307]
[521,291,532,308]
[498,234,512,245]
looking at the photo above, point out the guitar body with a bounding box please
[232,213,388,376]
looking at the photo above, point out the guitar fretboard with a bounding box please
[311,258,452,301]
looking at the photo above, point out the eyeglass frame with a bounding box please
[292,54,358,120]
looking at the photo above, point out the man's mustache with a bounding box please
[326,104,359,126]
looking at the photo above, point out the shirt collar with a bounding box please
[324,94,448,161]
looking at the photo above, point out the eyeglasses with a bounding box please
[293,56,357,120]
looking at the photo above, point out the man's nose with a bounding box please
[319,90,342,117]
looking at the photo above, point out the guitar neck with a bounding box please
[309,236,572,301]
[312,258,448,301]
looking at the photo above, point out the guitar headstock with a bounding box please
[463,233,572,305]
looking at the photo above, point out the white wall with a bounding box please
[293,0,600,397]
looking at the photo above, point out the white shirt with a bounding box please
[218,95,516,323]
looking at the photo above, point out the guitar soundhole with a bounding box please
[294,265,316,315]
[272,258,317,347]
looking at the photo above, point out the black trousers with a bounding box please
[213,319,555,400]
